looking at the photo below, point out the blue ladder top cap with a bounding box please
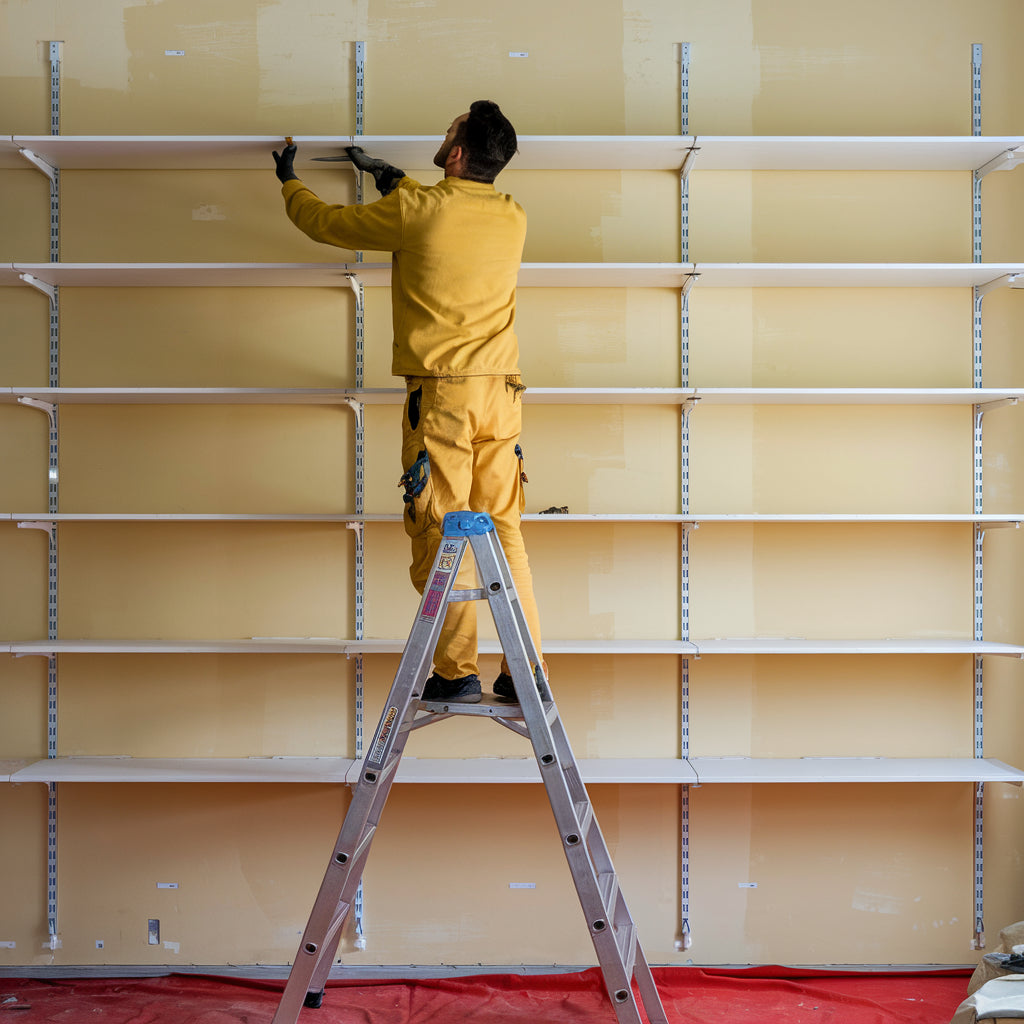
[443,511,495,537]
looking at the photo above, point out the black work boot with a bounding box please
[492,672,518,702]
[421,672,482,704]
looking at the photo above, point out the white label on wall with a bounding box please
[0,941,15,949]
[165,50,185,57]
[738,882,758,889]
[509,52,529,58]
[157,882,179,889]
[509,882,536,889]
[163,941,180,954]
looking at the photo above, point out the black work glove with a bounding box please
[346,146,405,196]
[273,143,298,183]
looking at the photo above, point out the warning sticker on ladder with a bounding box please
[421,570,448,620]
[368,706,399,765]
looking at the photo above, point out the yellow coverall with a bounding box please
[281,174,543,681]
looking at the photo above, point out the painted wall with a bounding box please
[1,0,1023,969]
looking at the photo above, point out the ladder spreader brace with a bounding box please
[272,510,668,1024]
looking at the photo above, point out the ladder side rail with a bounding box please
[469,527,666,1024]
[274,535,474,1024]
[273,735,408,1019]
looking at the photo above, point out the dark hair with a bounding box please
[453,100,518,182]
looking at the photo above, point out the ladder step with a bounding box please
[345,824,376,869]
[597,870,619,914]
[574,799,594,839]
[615,921,638,977]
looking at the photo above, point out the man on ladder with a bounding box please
[274,99,544,704]
[272,109,667,1024]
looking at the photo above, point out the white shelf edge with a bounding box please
[689,756,1024,784]
[4,638,1021,657]
[7,514,363,523]
[4,513,1019,526]
[692,388,1024,405]
[7,755,1020,786]
[3,386,1021,406]
[9,756,354,783]
[7,135,1023,172]
[8,262,1024,289]
[690,638,1024,656]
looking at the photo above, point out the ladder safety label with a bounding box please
[421,571,448,620]
[369,706,399,764]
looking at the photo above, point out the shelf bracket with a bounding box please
[344,520,364,541]
[977,397,1019,415]
[16,521,56,539]
[18,148,57,183]
[975,147,1024,180]
[19,274,57,307]
[344,273,363,301]
[17,396,57,428]
[342,396,365,428]
[977,273,1022,301]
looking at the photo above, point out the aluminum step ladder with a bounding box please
[272,510,668,1024]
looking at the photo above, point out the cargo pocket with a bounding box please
[406,385,422,430]
[514,443,528,514]
[399,448,431,525]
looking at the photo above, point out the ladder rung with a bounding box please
[597,871,619,914]
[574,799,594,839]
[346,824,376,869]
[615,921,638,977]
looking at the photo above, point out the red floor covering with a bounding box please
[0,966,971,1024]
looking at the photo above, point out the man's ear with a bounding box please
[447,144,466,174]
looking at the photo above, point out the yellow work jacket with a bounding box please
[282,175,526,378]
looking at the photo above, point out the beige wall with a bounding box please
[1,0,1023,971]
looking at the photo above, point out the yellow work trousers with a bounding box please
[400,375,543,680]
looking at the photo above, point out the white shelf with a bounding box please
[692,136,1024,171]
[8,262,1024,290]
[5,637,1021,657]
[685,515,1023,525]
[6,262,695,289]
[10,756,353,783]
[6,134,1022,173]
[4,386,1021,407]
[690,757,1024,784]
[691,263,1024,288]
[8,755,1019,786]
[9,262,388,288]
[693,388,1024,405]
[6,513,1016,526]
[6,639,354,655]
[0,386,690,406]
[690,638,1024,656]
[2,387,357,405]
[6,514,363,523]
